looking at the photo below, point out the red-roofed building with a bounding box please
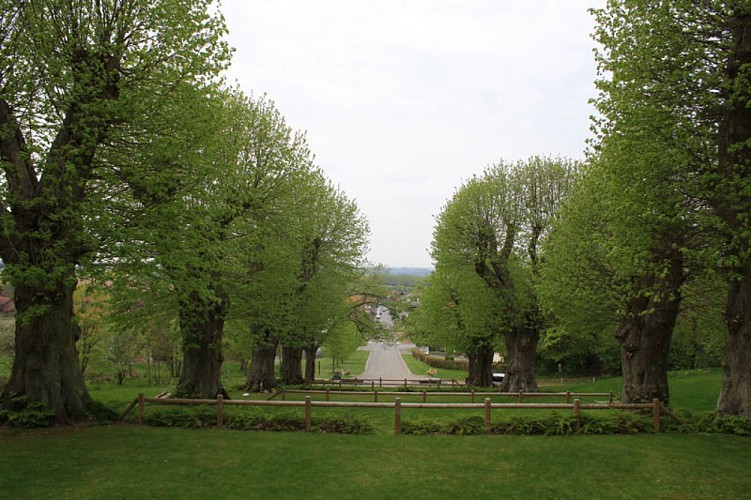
[0,284,15,315]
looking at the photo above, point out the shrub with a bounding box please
[0,394,55,428]
[401,418,444,435]
[140,406,372,434]
[696,413,751,436]
[446,416,486,435]
[411,348,504,373]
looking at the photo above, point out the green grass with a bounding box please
[402,352,469,381]
[3,361,749,498]
[1,426,749,499]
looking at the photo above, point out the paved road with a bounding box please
[357,342,427,381]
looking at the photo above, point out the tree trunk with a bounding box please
[500,328,539,392]
[466,342,494,386]
[176,290,228,399]
[717,266,751,418]
[246,337,278,392]
[615,311,676,405]
[1,276,90,424]
[280,345,304,385]
[304,344,319,383]
[715,13,751,420]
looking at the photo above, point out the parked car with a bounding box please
[492,373,505,386]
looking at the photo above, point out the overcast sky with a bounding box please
[220,1,605,269]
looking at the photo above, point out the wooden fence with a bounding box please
[277,388,615,404]
[308,378,463,389]
[125,392,675,435]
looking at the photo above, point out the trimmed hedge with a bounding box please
[411,347,504,373]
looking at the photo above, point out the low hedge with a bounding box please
[141,407,374,434]
[411,348,504,373]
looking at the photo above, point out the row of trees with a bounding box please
[412,2,751,421]
[0,0,370,423]
[542,1,751,416]
[409,157,578,389]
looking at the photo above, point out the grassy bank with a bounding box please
[1,426,749,499]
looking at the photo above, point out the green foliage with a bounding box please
[82,400,119,424]
[696,413,751,437]
[0,317,13,375]
[424,156,578,386]
[141,406,373,434]
[410,347,503,374]
[398,412,653,436]
[0,395,55,428]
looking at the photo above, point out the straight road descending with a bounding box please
[358,342,426,381]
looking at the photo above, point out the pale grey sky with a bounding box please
[220,1,604,268]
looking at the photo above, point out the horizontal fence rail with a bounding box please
[308,378,464,389]
[278,388,615,404]
[127,392,672,435]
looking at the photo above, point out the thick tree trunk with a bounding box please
[176,290,228,399]
[467,342,494,386]
[280,345,304,385]
[500,328,539,392]
[615,310,676,405]
[717,266,751,418]
[304,344,319,383]
[246,337,278,392]
[1,275,90,424]
[615,251,682,405]
[715,13,751,420]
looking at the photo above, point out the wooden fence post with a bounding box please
[137,393,144,425]
[305,396,312,432]
[609,391,614,404]
[374,390,378,403]
[519,391,524,403]
[404,378,408,389]
[566,391,571,404]
[326,389,330,402]
[653,398,660,433]
[372,380,375,390]
[395,397,402,435]
[574,398,581,432]
[485,398,492,434]
[422,390,427,403]
[379,377,383,388]
[216,394,224,428]
[471,389,475,403]
[282,388,286,401]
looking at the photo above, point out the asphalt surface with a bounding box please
[357,342,427,381]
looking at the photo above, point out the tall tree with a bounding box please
[430,157,576,388]
[0,0,229,421]
[583,0,751,410]
[714,6,751,420]
[280,179,369,385]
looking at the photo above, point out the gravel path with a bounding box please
[357,342,427,380]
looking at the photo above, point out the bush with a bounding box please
[141,406,373,434]
[0,394,55,428]
[399,412,656,436]
[696,413,751,436]
[85,400,120,423]
[401,418,444,435]
[411,348,505,373]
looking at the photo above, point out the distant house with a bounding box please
[0,284,15,315]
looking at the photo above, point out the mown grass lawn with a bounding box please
[1,426,749,499]
[2,357,748,498]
